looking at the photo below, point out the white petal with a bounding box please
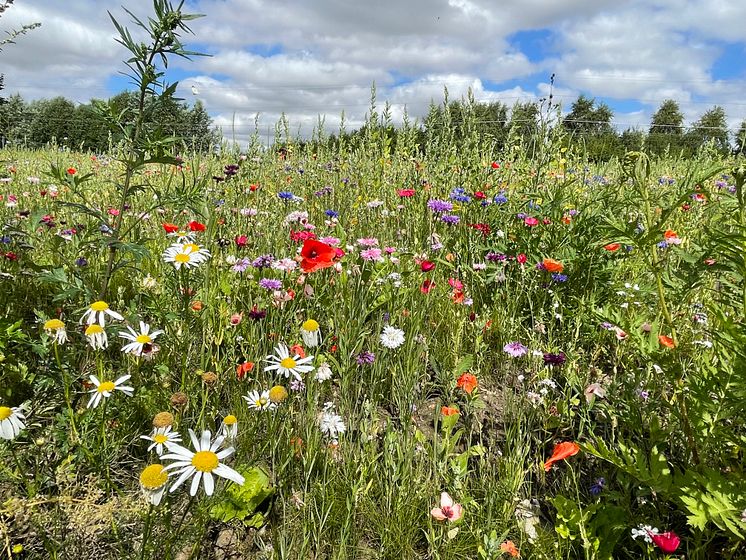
[203,472,214,496]
[214,464,245,486]
[190,471,202,496]
[169,467,195,492]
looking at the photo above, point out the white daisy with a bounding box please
[141,426,182,455]
[380,325,405,349]
[300,319,321,347]
[85,324,108,350]
[162,243,211,270]
[0,405,26,440]
[168,229,196,243]
[243,390,276,412]
[318,402,346,441]
[43,318,68,344]
[80,300,124,327]
[87,374,134,409]
[161,429,245,497]
[264,344,315,381]
[119,322,164,357]
[139,464,170,506]
[220,415,238,440]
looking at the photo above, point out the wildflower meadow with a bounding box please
[1,2,746,559]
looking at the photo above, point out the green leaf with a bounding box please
[209,465,274,526]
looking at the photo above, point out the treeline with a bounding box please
[0,91,219,152]
[325,94,746,161]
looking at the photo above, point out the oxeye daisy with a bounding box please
[80,300,124,327]
[84,324,108,350]
[220,414,238,439]
[87,374,134,409]
[0,405,26,440]
[141,425,182,455]
[264,343,315,381]
[380,325,405,349]
[161,429,245,497]
[243,390,276,411]
[139,464,170,506]
[43,318,68,344]
[119,321,164,357]
[162,243,210,270]
[300,319,321,347]
[167,228,196,243]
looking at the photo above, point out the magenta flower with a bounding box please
[503,341,528,357]
[360,248,383,262]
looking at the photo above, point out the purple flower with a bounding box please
[493,192,508,204]
[441,214,460,225]
[290,378,306,392]
[75,257,88,267]
[356,351,376,365]
[543,352,566,366]
[503,341,528,358]
[486,252,506,262]
[427,199,453,213]
[252,254,275,269]
[360,248,383,262]
[590,477,606,496]
[551,273,568,283]
[231,257,251,273]
[258,278,283,290]
[248,307,266,321]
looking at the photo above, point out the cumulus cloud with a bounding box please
[1,0,744,142]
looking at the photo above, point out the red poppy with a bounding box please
[236,361,255,380]
[289,344,305,358]
[300,239,336,273]
[421,260,435,272]
[664,229,679,241]
[421,279,436,294]
[650,531,680,554]
[235,235,248,247]
[604,243,621,252]
[544,441,580,471]
[188,220,206,232]
[456,373,478,394]
[397,188,416,197]
[491,162,500,169]
[162,223,179,233]
[66,167,76,175]
[542,258,564,273]
[249,183,259,192]
[658,335,676,348]
[562,215,572,225]
[474,191,486,200]
[517,253,527,264]
[468,223,491,238]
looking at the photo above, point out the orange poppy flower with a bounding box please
[544,441,580,472]
[500,540,520,557]
[289,344,306,359]
[190,300,203,312]
[236,361,255,380]
[603,243,621,252]
[658,335,676,348]
[441,406,460,416]
[542,258,564,273]
[456,373,478,394]
[664,229,678,240]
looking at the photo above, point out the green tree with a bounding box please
[28,97,77,146]
[685,106,729,155]
[619,128,646,152]
[508,101,539,143]
[563,94,614,135]
[647,99,685,155]
[736,120,746,156]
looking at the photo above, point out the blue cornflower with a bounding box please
[0,236,11,244]
[551,273,568,283]
[449,187,471,203]
[427,199,452,213]
[75,257,88,267]
[325,209,339,218]
[278,191,295,200]
[441,214,460,225]
[493,192,508,204]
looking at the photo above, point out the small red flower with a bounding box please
[658,335,676,348]
[650,531,680,554]
[162,222,179,233]
[441,406,459,416]
[456,373,478,394]
[421,279,436,294]
[249,183,259,192]
[289,344,306,359]
[604,243,621,252]
[397,188,416,197]
[524,216,539,226]
[236,361,255,380]
[188,220,206,232]
[474,191,486,200]
[300,239,336,273]
[420,260,435,272]
[66,167,77,176]
[491,162,500,169]
[235,235,248,247]
[517,253,527,264]
[544,441,580,471]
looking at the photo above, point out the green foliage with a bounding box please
[209,466,274,527]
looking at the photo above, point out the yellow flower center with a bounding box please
[44,319,65,330]
[85,324,104,335]
[255,398,268,407]
[0,406,11,421]
[269,386,288,403]
[302,319,319,332]
[136,334,152,344]
[153,434,168,444]
[223,415,237,425]
[280,357,297,369]
[140,464,168,489]
[90,301,109,312]
[183,243,200,253]
[175,253,191,263]
[191,450,219,472]
[97,381,116,393]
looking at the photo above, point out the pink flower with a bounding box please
[650,531,680,554]
[320,236,341,247]
[357,237,379,247]
[431,492,463,522]
[524,216,539,226]
[360,248,383,262]
[229,313,243,326]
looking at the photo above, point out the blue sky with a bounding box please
[3,0,745,140]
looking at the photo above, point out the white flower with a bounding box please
[0,405,26,440]
[141,426,182,455]
[319,404,346,441]
[139,464,170,506]
[167,229,196,243]
[315,362,333,382]
[300,319,321,347]
[220,415,238,440]
[161,429,245,497]
[380,325,405,350]
[43,319,68,345]
[87,374,134,409]
[119,322,164,357]
[271,258,297,273]
[80,300,124,327]
[162,243,211,270]
[84,324,108,350]
[631,524,658,543]
[141,275,158,290]
[243,390,276,411]
[264,344,315,380]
